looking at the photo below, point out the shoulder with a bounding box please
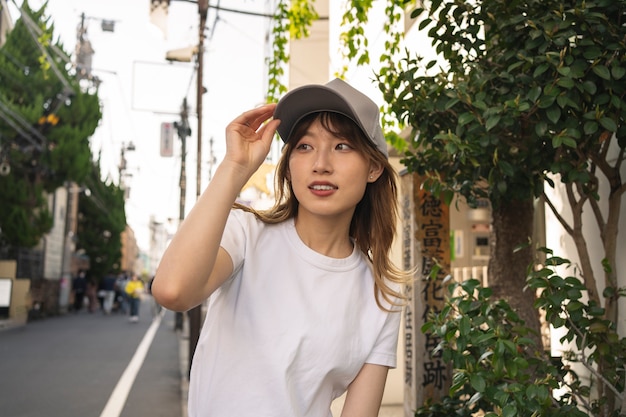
[228,207,276,227]
[222,209,288,266]
[226,208,287,238]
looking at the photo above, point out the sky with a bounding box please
[7,0,434,253]
[9,0,278,251]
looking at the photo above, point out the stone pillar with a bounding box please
[402,173,451,415]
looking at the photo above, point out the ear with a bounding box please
[367,161,384,183]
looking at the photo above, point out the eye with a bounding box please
[295,142,312,151]
[336,142,354,151]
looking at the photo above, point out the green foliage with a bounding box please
[0,1,101,251]
[338,0,414,75]
[380,0,625,210]
[76,160,126,282]
[267,1,291,102]
[267,0,318,102]
[420,278,579,417]
[338,0,374,73]
[0,175,52,248]
[418,250,626,417]
[337,1,419,147]
[319,1,626,415]
[530,248,626,416]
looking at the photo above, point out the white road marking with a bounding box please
[99,309,165,417]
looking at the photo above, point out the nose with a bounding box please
[312,149,333,174]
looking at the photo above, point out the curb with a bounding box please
[178,315,189,417]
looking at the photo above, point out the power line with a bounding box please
[171,0,274,18]
[169,0,329,20]
[14,2,73,64]
[11,0,73,92]
[0,97,46,150]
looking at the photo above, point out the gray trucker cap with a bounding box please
[274,78,388,158]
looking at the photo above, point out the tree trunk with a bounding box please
[488,198,543,348]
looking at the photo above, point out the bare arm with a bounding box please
[151,104,280,311]
[340,363,390,417]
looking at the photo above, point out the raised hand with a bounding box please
[223,103,280,179]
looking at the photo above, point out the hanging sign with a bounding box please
[160,122,174,157]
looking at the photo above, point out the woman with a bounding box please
[125,273,144,322]
[153,79,410,417]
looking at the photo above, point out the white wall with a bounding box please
[544,144,626,341]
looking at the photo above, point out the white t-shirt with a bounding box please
[188,209,402,417]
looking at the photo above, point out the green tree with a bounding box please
[339,0,624,342]
[0,1,101,253]
[270,0,625,412]
[76,159,126,283]
[421,269,626,417]
[267,0,319,101]
[338,0,626,412]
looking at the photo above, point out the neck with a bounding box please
[294,214,353,258]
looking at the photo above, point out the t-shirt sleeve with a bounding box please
[219,209,248,274]
[366,307,402,369]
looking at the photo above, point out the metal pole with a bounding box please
[178,99,188,224]
[188,0,209,378]
[195,0,207,201]
[174,98,190,331]
[58,182,75,313]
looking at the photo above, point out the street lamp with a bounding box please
[165,45,198,62]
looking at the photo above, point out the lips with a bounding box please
[310,184,335,191]
[308,182,337,195]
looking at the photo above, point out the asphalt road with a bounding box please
[0,297,183,417]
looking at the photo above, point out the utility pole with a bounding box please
[173,98,190,331]
[188,0,209,378]
[196,0,207,201]
[175,98,189,225]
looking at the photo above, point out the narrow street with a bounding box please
[0,298,183,417]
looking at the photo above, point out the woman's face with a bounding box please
[288,118,381,223]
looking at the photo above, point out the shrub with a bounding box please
[417,250,625,416]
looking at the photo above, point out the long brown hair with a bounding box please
[235,112,411,310]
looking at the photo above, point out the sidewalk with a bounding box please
[178,315,189,417]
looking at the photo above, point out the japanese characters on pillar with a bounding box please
[401,173,418,417]
[402,173,451,416]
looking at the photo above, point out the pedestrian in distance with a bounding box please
[96,280,106,311]
[85,276,98,313]
[71,269,87,312]
[101,272,117,315]
[115,272,130,314]
[125,273,144,322]
[152,78,411,417]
